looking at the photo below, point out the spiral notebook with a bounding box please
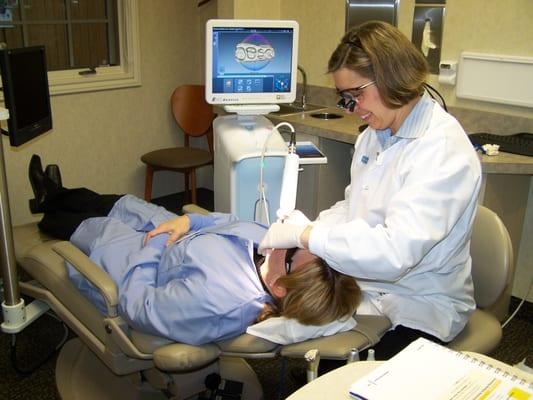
[349,337,533,400]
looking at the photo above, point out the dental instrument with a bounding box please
[276,122,300,221]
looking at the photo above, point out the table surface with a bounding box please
[286,353,533,399]
[286,361,381,399]
[269,109,533,175]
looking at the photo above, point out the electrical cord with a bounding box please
[424,82,447,112]
[501,274,533,329]
[259,136,272,226]
[10,311,70,375]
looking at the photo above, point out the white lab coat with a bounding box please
[309,94,481,341]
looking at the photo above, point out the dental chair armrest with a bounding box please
[217,333,280,357]
[153,342,221,372]
[182,203,210,215]
[52,241,119,317]
[280,315,391,360]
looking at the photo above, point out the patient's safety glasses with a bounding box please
[336,80,376,112]
[285,248,298,275]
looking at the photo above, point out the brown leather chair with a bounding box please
[141,85,215,204]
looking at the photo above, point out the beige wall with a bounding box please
[433,0,533,117]
[281,1,345,87]
[3,1,217,226]
[234,0,281,19]
[217,0,281,19]
[279,0,533,119]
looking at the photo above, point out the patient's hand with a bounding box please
[144,233,170,251]
[144,215,190,247]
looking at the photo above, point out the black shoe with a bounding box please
[45,164,62,188]
[28,154,47,213]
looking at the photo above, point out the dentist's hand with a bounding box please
[258,222,310,255]
[144,215,190,247]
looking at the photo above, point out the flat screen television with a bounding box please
[0,45,52,147]
[205,19,299,106]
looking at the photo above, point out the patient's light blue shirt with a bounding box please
[67,195,271,345]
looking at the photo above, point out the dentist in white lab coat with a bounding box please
[259,21,482,360]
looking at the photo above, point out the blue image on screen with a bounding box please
[212,27,293,94]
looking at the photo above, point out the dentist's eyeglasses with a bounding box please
[285,248,298,275]
[336,80,376,112]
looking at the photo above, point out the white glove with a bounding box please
[281,209,311,225]
[258,222,307,255]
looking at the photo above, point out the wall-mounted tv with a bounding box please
[0,45,52,147]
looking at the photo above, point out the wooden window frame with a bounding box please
[1,0,141,96]
[50,0,141,95]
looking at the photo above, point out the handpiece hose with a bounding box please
[277,140,299,220]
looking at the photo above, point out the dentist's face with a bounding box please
[260,248,318,298]
[333,68,396,132]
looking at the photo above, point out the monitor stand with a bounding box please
[223,104,280,116]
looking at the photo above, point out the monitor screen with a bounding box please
[0,46,52,147]
[205,19,299,106]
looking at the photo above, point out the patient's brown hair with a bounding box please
[258,258,361,325]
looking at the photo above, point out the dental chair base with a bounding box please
[56,337,261,400]
[56,338,165,400]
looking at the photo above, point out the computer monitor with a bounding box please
[0,46,52,147]
[205,19,299,108]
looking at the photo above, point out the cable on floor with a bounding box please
[501,275,533,329]
[9,311,70,375]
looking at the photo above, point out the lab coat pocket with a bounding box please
[362,150,404,217]
[360,164,395,223]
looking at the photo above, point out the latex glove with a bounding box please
[281,209,311,225]
[144,215,190,247]
[258,222,307,255]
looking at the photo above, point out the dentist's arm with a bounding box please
[258,223,313,254]
[300,226,312,248]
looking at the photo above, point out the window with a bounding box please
[0,0,140,95]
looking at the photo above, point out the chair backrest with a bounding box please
[470,205,513,308]
[171,84,216,151]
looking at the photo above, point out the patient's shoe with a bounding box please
[28,154,48,213]
[45,164,62,188]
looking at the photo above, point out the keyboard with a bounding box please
[468,132,533,157]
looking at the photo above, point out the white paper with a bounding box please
[349,338,533,400]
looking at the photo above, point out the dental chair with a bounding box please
[447,204,513,353]
[11,216,390,399]
[10,204,510,399]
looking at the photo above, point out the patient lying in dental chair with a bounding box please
[28,155,361,346]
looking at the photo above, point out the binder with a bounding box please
[349,337,533,400]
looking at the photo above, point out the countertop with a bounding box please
[268,107,533,175]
